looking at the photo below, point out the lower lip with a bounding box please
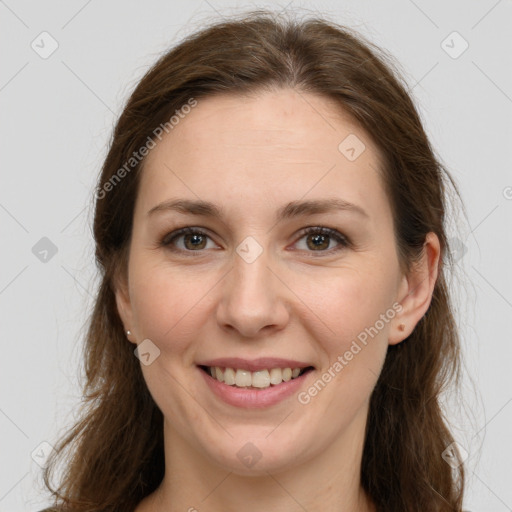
[198,366,313,409]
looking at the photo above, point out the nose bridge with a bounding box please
[216,237,289,337]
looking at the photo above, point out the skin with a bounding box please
[115,88,440,512]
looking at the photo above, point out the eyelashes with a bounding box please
[161,227,216,252]
[159,226,351,256]
[290,226,351,253]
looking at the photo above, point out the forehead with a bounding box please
[137,88,388,222]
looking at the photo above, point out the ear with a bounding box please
[114,271,137,345]
[389,232,441,345]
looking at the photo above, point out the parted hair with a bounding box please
[42,10,465,511]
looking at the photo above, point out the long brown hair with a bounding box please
[43,9,465,511]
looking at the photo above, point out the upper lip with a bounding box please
[196,357,314,372]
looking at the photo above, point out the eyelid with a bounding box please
[161,226,210,245]
[160,226,220,254]
[292,226,351,254]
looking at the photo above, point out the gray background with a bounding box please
[1,0,511,510]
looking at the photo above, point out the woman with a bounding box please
[41,10,466,512]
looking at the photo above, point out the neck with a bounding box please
[138,409,375,512]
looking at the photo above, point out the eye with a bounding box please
[293,226,350,254]
[160,227,218,252]
[160,226,350,255]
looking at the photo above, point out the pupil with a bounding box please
[185,234,206,250]
[308,234,328,250]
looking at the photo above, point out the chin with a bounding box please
[199,430,313,477]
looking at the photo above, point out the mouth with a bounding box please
[198,364,315,390]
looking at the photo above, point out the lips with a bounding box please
[198,363,315,408]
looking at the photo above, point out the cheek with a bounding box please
[298,261,398,350]
[289,264,397,440]
[293,260,398,408]
[129,258,217,351]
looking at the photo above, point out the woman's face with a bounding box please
[116,88,418,475]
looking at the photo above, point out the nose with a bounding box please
[215,248,290,338]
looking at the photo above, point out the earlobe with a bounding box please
[389,232,441,345]
[114,277,136,345]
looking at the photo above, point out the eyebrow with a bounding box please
[147,197,369,222]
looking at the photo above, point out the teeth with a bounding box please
[206,366,308,388]
[269,368,282,385]
[252,370,270,388]
[224,367,236,385]
[235,369,252,387]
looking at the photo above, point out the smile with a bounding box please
[197,364,315,408]
[199,365,313,389]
